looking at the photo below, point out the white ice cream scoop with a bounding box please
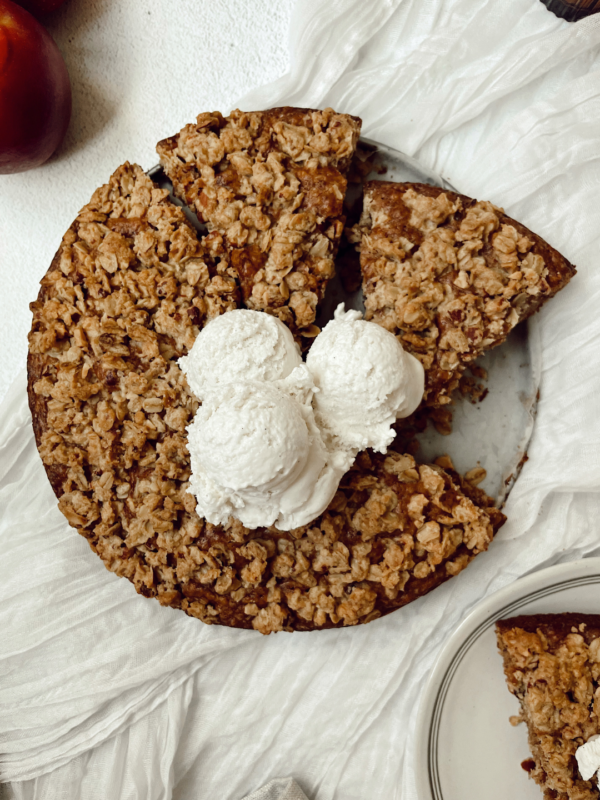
[178,309,301,400]
[186,371,348,531]
[306,304,425,453]
[184,305,425,531]
[191,381,310,494]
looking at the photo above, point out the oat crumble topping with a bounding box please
[157,107,361,343]
[497,615,600,800]
[27,167,505,634]
[29,111,577,632]
[351,182,576,408]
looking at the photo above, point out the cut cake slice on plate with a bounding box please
[157,106,362,345]
[496,613,600,800]
[351,181,576,410]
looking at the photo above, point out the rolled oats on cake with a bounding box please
[351,181,576,408]
[28,162,240,602]
[497,614,600,800]
[27,162,505,632]
[157,106,361,344]
[26,114,531,634]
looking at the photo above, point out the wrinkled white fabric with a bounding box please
[240,778,309,800]
[4,1,600,799]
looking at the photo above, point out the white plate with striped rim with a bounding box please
[415,557,600,800]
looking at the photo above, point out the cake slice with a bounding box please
[157,107,361,342]
[496,614,600,800]
[351,182,576,408]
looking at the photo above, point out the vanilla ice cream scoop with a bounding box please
[192,382,309,492]
[178,309,301,400]
[306,304,425,453]
[184,305,425,531]
[186,369,350,530]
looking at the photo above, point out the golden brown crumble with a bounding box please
[27,146,523,634]
[27,173,505,632]
[28,161,239,602]
[350,182,576,407]
[157,107,361,343]
[497,614,600,800]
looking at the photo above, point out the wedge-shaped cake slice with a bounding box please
[157,106,361,341]
[352,182,576,408]
[496,614,600,800]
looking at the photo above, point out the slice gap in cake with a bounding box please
[157,107,362,346]
[350,181,576,412]
[496,614,600,800]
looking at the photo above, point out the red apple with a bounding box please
[0,0,71,173]
[13,0,69,15]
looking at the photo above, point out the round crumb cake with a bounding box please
[27,161,506,633]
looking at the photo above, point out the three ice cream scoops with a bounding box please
[178,305,425,531]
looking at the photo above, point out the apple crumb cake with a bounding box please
[496,614,600,800]
[27,159,506,633]
[350,181,576,408]
[157,106,361,344]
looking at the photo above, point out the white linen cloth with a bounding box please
[4,1,600,798]
[241,779,308,800]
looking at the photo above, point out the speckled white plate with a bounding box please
[148,138,540,506]
[415,558,600,800]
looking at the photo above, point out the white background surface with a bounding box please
[0,0,294,403]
